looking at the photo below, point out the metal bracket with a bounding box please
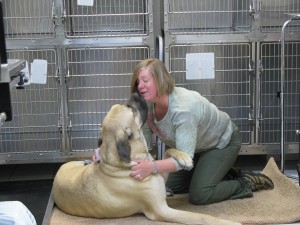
[52,3,64,27]
[249,0,261,19]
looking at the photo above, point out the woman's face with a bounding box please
[136,68,158,102]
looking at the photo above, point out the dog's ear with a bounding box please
[115,128,131,163]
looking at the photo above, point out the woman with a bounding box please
[129,58,273,205]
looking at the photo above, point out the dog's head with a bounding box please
[99,93,148,167]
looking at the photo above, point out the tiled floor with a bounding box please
[0,155,299,225]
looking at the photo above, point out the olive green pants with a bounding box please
[165,123,253,205]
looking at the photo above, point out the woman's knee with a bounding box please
[189,187,212,205]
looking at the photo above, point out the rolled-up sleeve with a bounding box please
[172,111,198,170]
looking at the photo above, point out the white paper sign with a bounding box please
[186,53,215,80]
[77,0,94,6]
[30,59,47,84]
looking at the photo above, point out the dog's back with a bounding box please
[53,161,102,217]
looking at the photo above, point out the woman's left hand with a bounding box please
[130,160,154,180]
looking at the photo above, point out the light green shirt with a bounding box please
[143,87,233,170]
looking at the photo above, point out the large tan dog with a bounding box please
[53,93,241,225]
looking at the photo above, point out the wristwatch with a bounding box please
[152,160,159,175]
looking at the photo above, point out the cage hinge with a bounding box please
[67,119,72,132]
[249,0,262,20]
[248,61,255,77]
[52,4,64,27]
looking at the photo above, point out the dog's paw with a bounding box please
[165,148,193,170]
[176,157,194,171]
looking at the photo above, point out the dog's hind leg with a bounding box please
[143,202,241,225]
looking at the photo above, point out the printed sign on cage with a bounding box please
[77,0,94,6]
[30,59,48,84]
[186,53,215,80]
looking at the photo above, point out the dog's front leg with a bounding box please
[161,148,194,182]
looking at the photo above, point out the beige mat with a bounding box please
[49,158,300,225]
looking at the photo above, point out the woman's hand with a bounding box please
[130,158,177,180]
[130,160,155,180]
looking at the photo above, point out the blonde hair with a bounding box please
[130,58,174,96]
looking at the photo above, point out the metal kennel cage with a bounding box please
[0,0,154,164]
[0,49,61,159]
[0,0,299,163]
[168,43,252,145]
[165,0,252,34]
[279,13,300,172]
[67,47,150,152]
[64,0,150,37]
[1,0,54,40]
[164,0,300,155]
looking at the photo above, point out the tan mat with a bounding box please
[49,158,300,225]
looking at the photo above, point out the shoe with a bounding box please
[224,167,240,180]
[239,170,274,191]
